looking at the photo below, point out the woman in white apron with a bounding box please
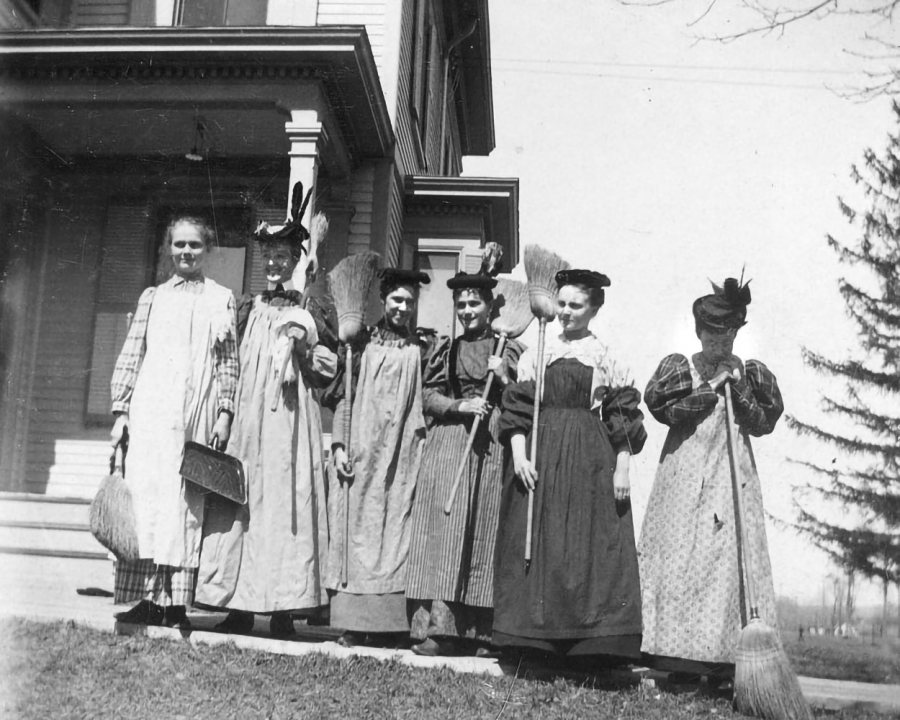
[640,278,782,685]
[109,216,238,628]
[326,268,438,648]
[196,210,337,636]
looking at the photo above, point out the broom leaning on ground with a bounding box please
[327,251,381,586]
[443,277,534,514]
[724,381,813,720]
[522,244,570,569]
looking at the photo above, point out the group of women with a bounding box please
[109,212,784,683]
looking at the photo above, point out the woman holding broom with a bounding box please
[325,267,438,648]
[195,184,337,636]
[406,250,526,658]
[639,278,782,685]
[109,215,238,629]
[493,269,646,659]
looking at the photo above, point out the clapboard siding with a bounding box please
[316,0,386,70]
[347,163,376,255]
[385,167,403,266]
[69,0,131,26]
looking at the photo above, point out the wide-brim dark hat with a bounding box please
[555,269,611,290]
[693,277,751,329]
[446,271,498,291]
[378,267,431,291]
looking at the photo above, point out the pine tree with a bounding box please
[787,102,900,634]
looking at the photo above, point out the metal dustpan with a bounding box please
[180,441,246,504]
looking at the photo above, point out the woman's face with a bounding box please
[455,289,491,335]
[261,241,299,286]
[383,285,416,330]
[698,326,738,361]
[169,221,208,279]
[557,284,598,336]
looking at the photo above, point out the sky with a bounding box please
[464,0,897,609]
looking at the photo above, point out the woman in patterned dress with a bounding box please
[325,268,437,648]
[195,215,337,636]
[639,278,783,682]
[406,269,523,657]
[109,216,238,629]
[493,269,646,659]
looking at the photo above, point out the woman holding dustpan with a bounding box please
[109,216,238,629]
[195,184,337,636]
[639,277,782,685]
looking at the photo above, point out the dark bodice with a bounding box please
[542,359,593,410]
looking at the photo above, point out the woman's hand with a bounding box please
[716,354,743,380]
[458,398,490,418]
[613,451,631,501]
[110,413,129,449]
[487,355,509,385]
[510,434,537,491]
[211,410,232,450]
[286,324,308,354]
[333,446,353,479]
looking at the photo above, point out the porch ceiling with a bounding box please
[0,27,395,165]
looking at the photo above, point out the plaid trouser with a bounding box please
[114,559,197,607]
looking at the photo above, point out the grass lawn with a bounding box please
[783,633,900,685]
[0,619,892,720]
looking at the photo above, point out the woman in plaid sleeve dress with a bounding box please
[109,216,238,629]
[639,278,782,682]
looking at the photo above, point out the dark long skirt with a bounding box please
[493,359,642,657]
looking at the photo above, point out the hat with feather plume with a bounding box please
[693,273,751,330]
[253,182,312,259]
[445,242,504,291]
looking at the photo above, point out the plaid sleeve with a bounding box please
[110,287,156,415]
[730,359,783,437]
[214,293,239,416]
[643,353,717,427]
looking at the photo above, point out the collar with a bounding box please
[266,280,296,292]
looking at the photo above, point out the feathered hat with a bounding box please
[693,274,752,330]
[446,242,504,291]
[253,181,312,258]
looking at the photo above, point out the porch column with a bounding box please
[285,110,324,288]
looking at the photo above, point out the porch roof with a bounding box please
[0,27,395,165]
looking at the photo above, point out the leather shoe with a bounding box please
[269,612,295,637]
[215,611,255,634]
[337,631,365,648]
[411,637,456,657]
[474,646,501,659]
[162,605,191,630]
[114,600,163,626]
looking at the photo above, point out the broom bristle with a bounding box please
[89,471,140,561]
[523,244,570,320]
[735,618,813,720]
[328,251,381,342]
[492,278,533,338]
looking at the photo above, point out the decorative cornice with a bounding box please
[0,27,395,162]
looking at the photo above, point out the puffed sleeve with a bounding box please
[214,293,239,416]
[306,294,340,354]
[729,359,783,437]
[421,335,460,419]
[323,331,368,446]
[502,338,525,383]
[600,385,647,454]
[644,353,718,427]
[110,286,156,415]
[235,293,253,344]
[498,380,536,442]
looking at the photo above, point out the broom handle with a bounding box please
[341,344,353,587]
[443,334,508,515]
[526,319,546,568]
[724,381,759,617]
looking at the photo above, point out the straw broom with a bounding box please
[724,381,813,720]
[522,244,570,569]
[443,278,533,514]
[327,250,381,587]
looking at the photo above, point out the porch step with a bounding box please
[0,492,107,560]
